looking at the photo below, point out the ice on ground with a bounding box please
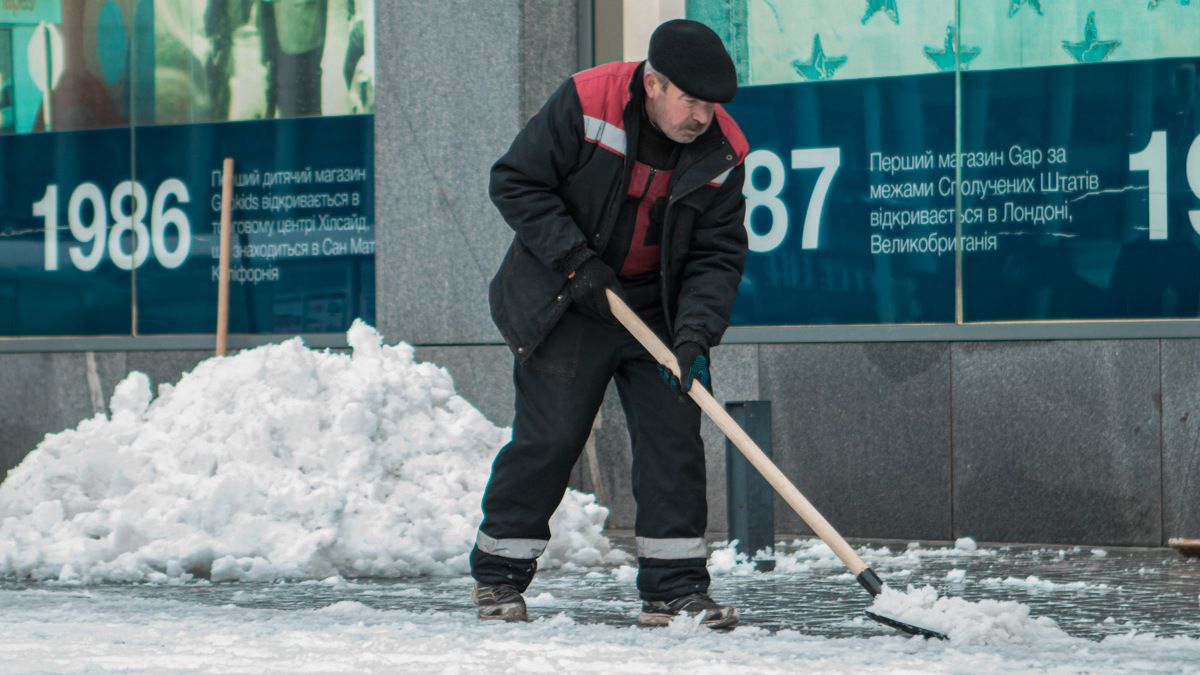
[0,321,628,583]
[868,584,1070,645]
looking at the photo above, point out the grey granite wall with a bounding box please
[0,352,209,484]
[1162,340,1200,541]
[758,342,953,541]
[374,1,581,347]
[951,341,1162,545]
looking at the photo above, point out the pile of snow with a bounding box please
[0,321,627,583]
[868,584,1070,645]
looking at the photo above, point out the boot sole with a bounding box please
[477,606,528,622]
[637,608,739,630]
[472,585,527,622]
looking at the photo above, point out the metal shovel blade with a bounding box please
[857,569,948,640]
[863,609,948,640]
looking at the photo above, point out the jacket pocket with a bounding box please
[525,309,584,378]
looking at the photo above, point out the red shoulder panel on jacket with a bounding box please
[572,61,638,127]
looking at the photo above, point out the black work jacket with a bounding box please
[488,61,748,361]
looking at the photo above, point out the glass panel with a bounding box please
[960,1,1200,321]
[0,0,134,336]
[132,0,376,335]
[693,0,957,325]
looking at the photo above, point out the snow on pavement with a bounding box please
[1,587,1197,675]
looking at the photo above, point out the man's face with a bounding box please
[644,73,715,144]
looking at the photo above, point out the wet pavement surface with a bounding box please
[3,537,1197,641]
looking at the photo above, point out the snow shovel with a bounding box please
[606,289,947,640]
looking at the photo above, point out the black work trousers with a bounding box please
[470,305,709,601]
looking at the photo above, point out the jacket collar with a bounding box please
[624,62,730,179]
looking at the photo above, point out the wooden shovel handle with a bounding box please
[605,288,869,576]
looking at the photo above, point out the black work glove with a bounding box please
[658,341,710,394]
[567,256,620,321]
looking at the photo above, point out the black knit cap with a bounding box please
[647,19,737,103]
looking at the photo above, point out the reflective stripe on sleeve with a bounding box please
[635,536,707,560]
[475,531,548,559]
[582,115,628,157]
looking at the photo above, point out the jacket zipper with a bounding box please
[640,166,656,199]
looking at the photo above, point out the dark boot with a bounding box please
[471,583,528,622]
[638,592,738,629]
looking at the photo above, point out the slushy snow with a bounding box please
[869,584,1069,645]
[0,321,627,582]
[3,587,1197,674]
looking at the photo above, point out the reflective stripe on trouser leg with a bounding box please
[475,531,548,559]
[635,537,707,560]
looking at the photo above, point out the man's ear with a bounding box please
[643,71,663,99]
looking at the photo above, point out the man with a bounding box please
[471,19,749,629]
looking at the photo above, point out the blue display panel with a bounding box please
[726,75,957,325]
[0,116,374,336]
[960,58,1200,322]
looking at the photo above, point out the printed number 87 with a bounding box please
[742,147,841,253]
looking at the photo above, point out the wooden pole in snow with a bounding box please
[216,158,234,356]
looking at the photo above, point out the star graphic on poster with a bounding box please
[1008,0,1044,17]
[1147,0,1191,8]
[792,35,847,81]
[923,24,981,71]
[861,0,900,25]
[1062,12,1120,63]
